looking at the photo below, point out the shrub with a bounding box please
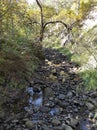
[71,53,89,66]
[0,38,44,88]
[79,69,97,90]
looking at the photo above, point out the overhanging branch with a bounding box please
[43,20,68,30]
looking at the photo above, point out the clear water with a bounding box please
[25,87,43,112]
[50,108,59,116]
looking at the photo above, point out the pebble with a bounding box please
[92,124,97,130]
[62,124,73,130]
[52,119,61,126]
[12,119,19,123]
[67,92,73,98]
[40,106,50,113]
[42,124,50,130]
[70,118,78,128]
[0,111,5,119]
[25,120,34,129]
[58,94,65,100]
[89,98,97,107]
[44,87,54,98]
[86,102,94,110]
[16,128,22,130]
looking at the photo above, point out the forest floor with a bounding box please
[0,48,97,130]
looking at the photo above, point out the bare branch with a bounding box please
[25,16,41,26]
[36,0,42,12]
[43,20,68,29]
[36,0,44,41]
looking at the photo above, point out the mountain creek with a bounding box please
[0,48,97,130]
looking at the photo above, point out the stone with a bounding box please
[59,94,65,100]
[45,101,55,108]
[49,74,57,81]
[62,124,73,130]
[12,119,19,123]
[89,112,94,119]
[74,108,78,112]
[54,126,65,130]
[44,87,54,98]
[6,125,12,129]
[16,128,22,130]
[40,106,50,113]
[50,107,63,116]
[0,111,5,119]
[42,124,50,130]
[89,98,97,107]
[67,92,73,98]
[86,102,94,110]
[52,119,61,126]
[57,100,66,108]
[90,92,97,98]
[78,119,92,130]
[70,118,78,128]
[92,125,97,130]
[25,120,34,129]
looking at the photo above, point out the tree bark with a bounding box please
[36,0,44,41]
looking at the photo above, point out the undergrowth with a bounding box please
[78,69,97,90]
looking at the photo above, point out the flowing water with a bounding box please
[24,86,43,122]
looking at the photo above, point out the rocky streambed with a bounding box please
[0,48,97,130]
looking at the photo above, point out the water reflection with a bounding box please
[25,87,43,112]
[50,108,59,116]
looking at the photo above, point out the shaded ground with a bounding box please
[0,48,97,130]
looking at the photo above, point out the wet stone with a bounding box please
[50,107,63,116]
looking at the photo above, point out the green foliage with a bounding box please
[79,69,97,90]
[0,0,96,92]
[71,53,89,66]
[43,5,56,19]
[0,38,44,88]
[56,47,72,60]
[80,0,92,18]
[43,36,60,48]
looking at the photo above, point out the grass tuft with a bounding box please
[79,69,97,90]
